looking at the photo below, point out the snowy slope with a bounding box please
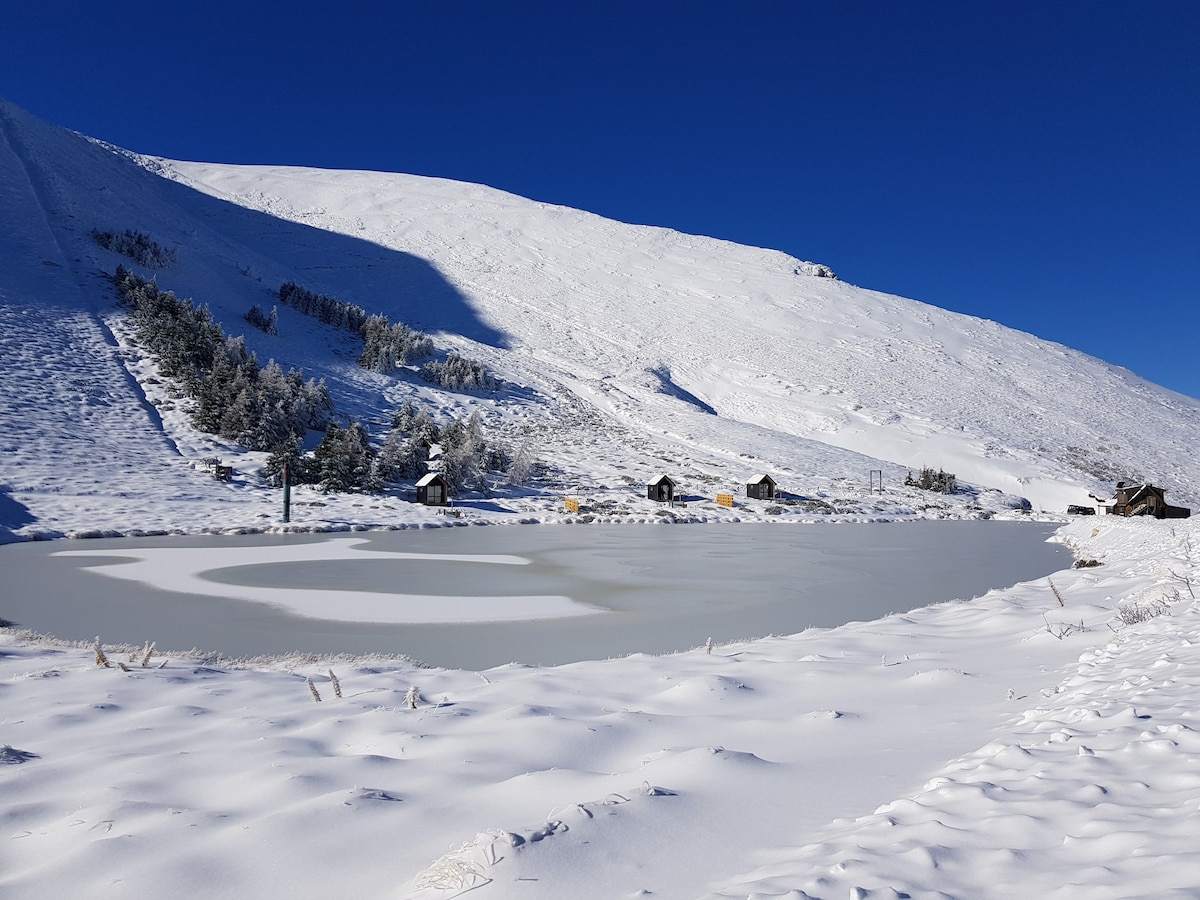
[160,155,1200,513]
[6,99,1200,900]
[2,97,1199,541]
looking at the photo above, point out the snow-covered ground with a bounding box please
[3,517,1199,899]
[4,98,1200,897]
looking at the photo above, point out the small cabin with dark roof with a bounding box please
[416,472,450,506]
[1106,482,1190,519]
[746,474,777,500]
[647,475,676,503]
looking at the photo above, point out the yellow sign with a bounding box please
[565,497,580,513]
[716,493,735,508]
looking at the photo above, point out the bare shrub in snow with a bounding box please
[1114,601,1168,627]
[1048,579,1065,607]
[1166,534,1198,600]
[1042,614,1086,639]
[1112,582,1188,629]
[413,834,503,893]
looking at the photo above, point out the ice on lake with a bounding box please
[2,521,1067,669]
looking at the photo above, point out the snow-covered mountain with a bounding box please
[2,97,1197,539]
[9,100,1200,900]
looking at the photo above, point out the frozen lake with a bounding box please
[0,522,1069,669]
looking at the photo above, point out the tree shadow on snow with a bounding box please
[143,171,510,348]
[0,490,35,543]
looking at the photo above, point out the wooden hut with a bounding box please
[416,472,450,506]
[1106,482,1190,519]
[646,475,676,503]
[746,474,777,500]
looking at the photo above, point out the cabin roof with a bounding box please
[748,474,776,485]
[1126,483,1164,500]
[647,474,676,487]
[1114,482,1165,499]
[416,472,447,487]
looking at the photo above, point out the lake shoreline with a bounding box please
[2,521,1071,670]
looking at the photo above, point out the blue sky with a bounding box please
[3,2,1198,397]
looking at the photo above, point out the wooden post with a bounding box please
[282,464,291,523]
